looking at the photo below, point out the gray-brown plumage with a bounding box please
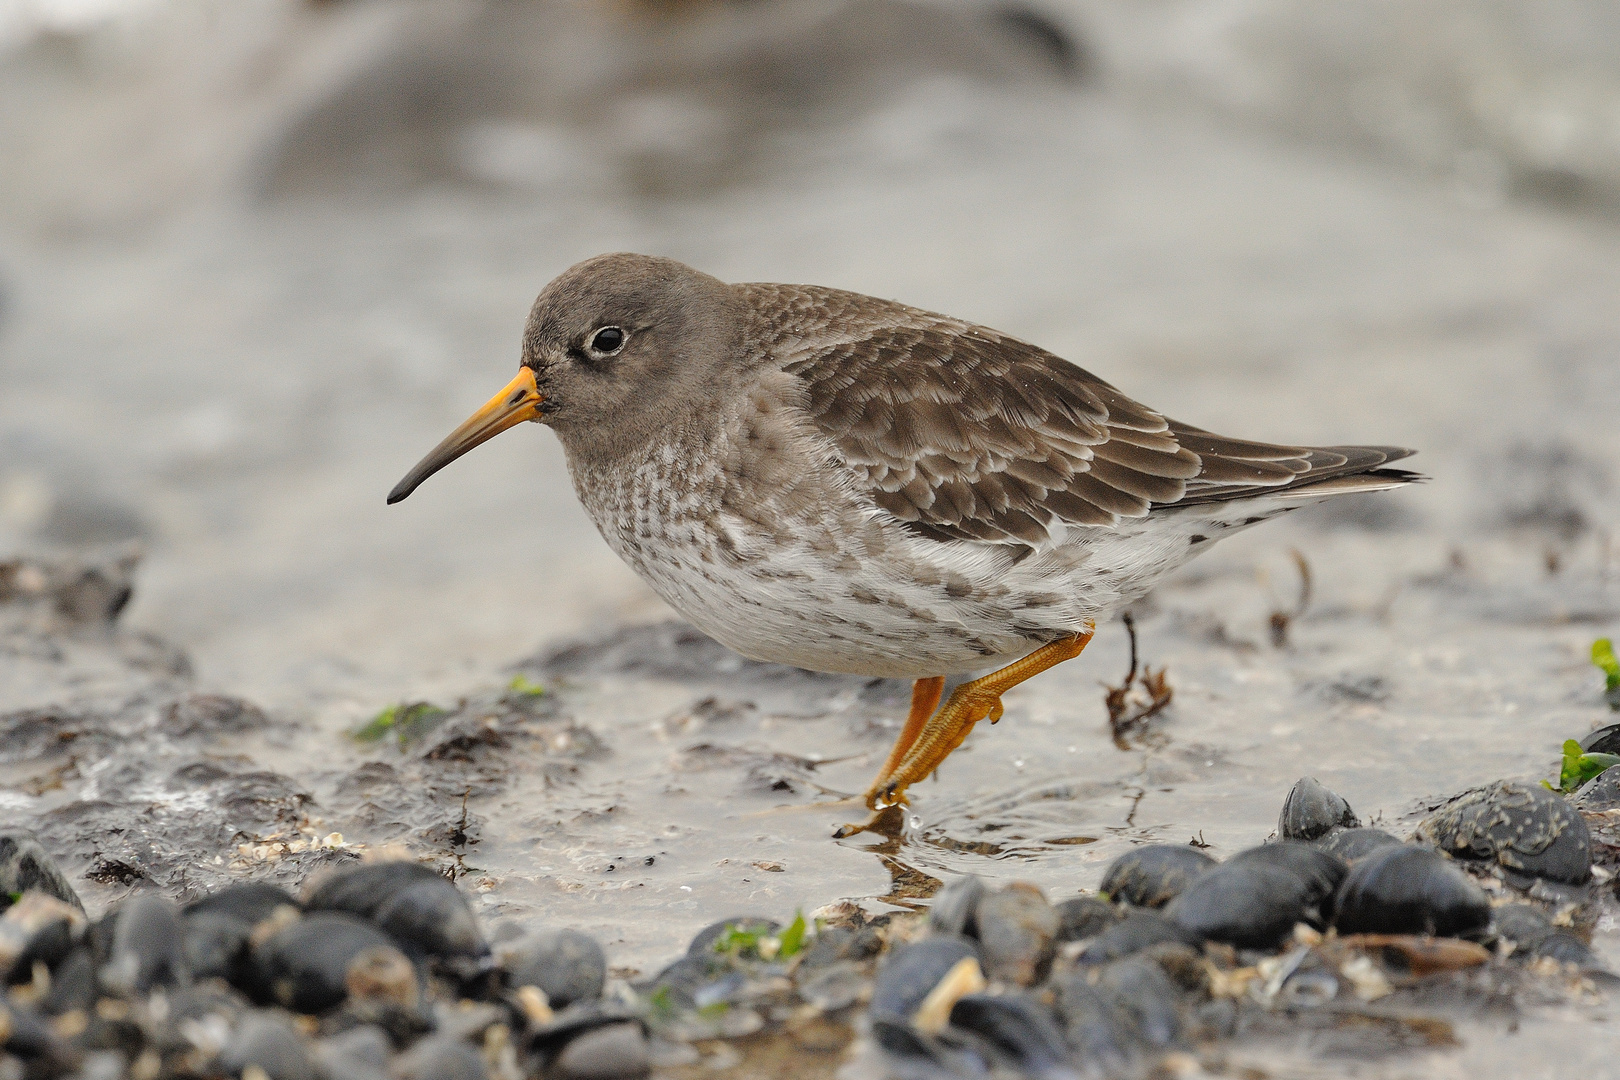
[389,253,1418,819]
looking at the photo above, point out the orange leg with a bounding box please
[871,676,946,792]
[837,627,1095,837]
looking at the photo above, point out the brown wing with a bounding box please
[755,284,1414,547]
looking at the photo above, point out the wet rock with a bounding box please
[552,1021,651,1079]
[253,911,401,1014]
[1572,767,1620,811]
[1418,781,1592,884]
[869,935,980,1028]
[1078,908,1200,965]
[102,893,188,995]
[976,882,1059,985]
[0,831,83,911]
[1097,956,1184,1048]
[1055,896,1120,942]
[1333,845,1491,938]
[217,1011,320,1080]
[498,928,606,1007]
[1098,845,1217,909]
[159,693,270,738]
[1164,862,1313,949]
[948,994,1075,1079]
[1317,827,1402,863]
[186,882,300,925]
[927,875,988,937]
[391,1033,489,1080]
[1278,777,1360,841]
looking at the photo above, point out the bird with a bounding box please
[387,253,1418,836]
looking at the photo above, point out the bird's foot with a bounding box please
[833,803,906,840]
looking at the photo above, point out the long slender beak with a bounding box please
[387,367,544,504]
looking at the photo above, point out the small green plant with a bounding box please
[1548,738,1620,794]
[1594,639,1620,710]
[776,911,808,959]
[507,674,546,698]
[351,702,450,747]
[710,911,811,962]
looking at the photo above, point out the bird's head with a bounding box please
[387,253,740,504]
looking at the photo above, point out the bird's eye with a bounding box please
[589,327,625,355]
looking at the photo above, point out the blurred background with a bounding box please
[1,0,1617,716]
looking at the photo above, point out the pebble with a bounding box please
[552,1021,652,1079]
[499,927,607,1007]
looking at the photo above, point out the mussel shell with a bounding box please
[499,928,606,1007]
[1489,903,1553,948]
[1530,931,1597,967]
[390,1033,490,1080]
[550,1021,650,1080]
[1079,909,1200,965]
[1097,956,1184,1048]
[976,883,1059,986]
[373,878,488,960]
[102,893,189,995]
[1098,845,1216,909]
[1055,897,1120,943]
[185,882,300,926]
[948,993,1075,1079]
[1164,863,1312,949]
[1572,768,1620,812]
[1316,827,1402,863]
[41,946,98,1016]
[928,875,988,938]
[183,910,254,984]
[1417,780,1592,884]
[1332,845,1490,938]
[303,861,443,918]
[869,935,979,1027]
[1050,972,1135,1068]
[1580,723,1620,757]
[0,832,83,912]
[1227,841,1348,912]
[253,911,403,1014]
[217,1011,321,1080]
[1277,777,1359,842]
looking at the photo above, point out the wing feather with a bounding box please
[747,283,1417,548]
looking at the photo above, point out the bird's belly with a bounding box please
[611,538,1014,677]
